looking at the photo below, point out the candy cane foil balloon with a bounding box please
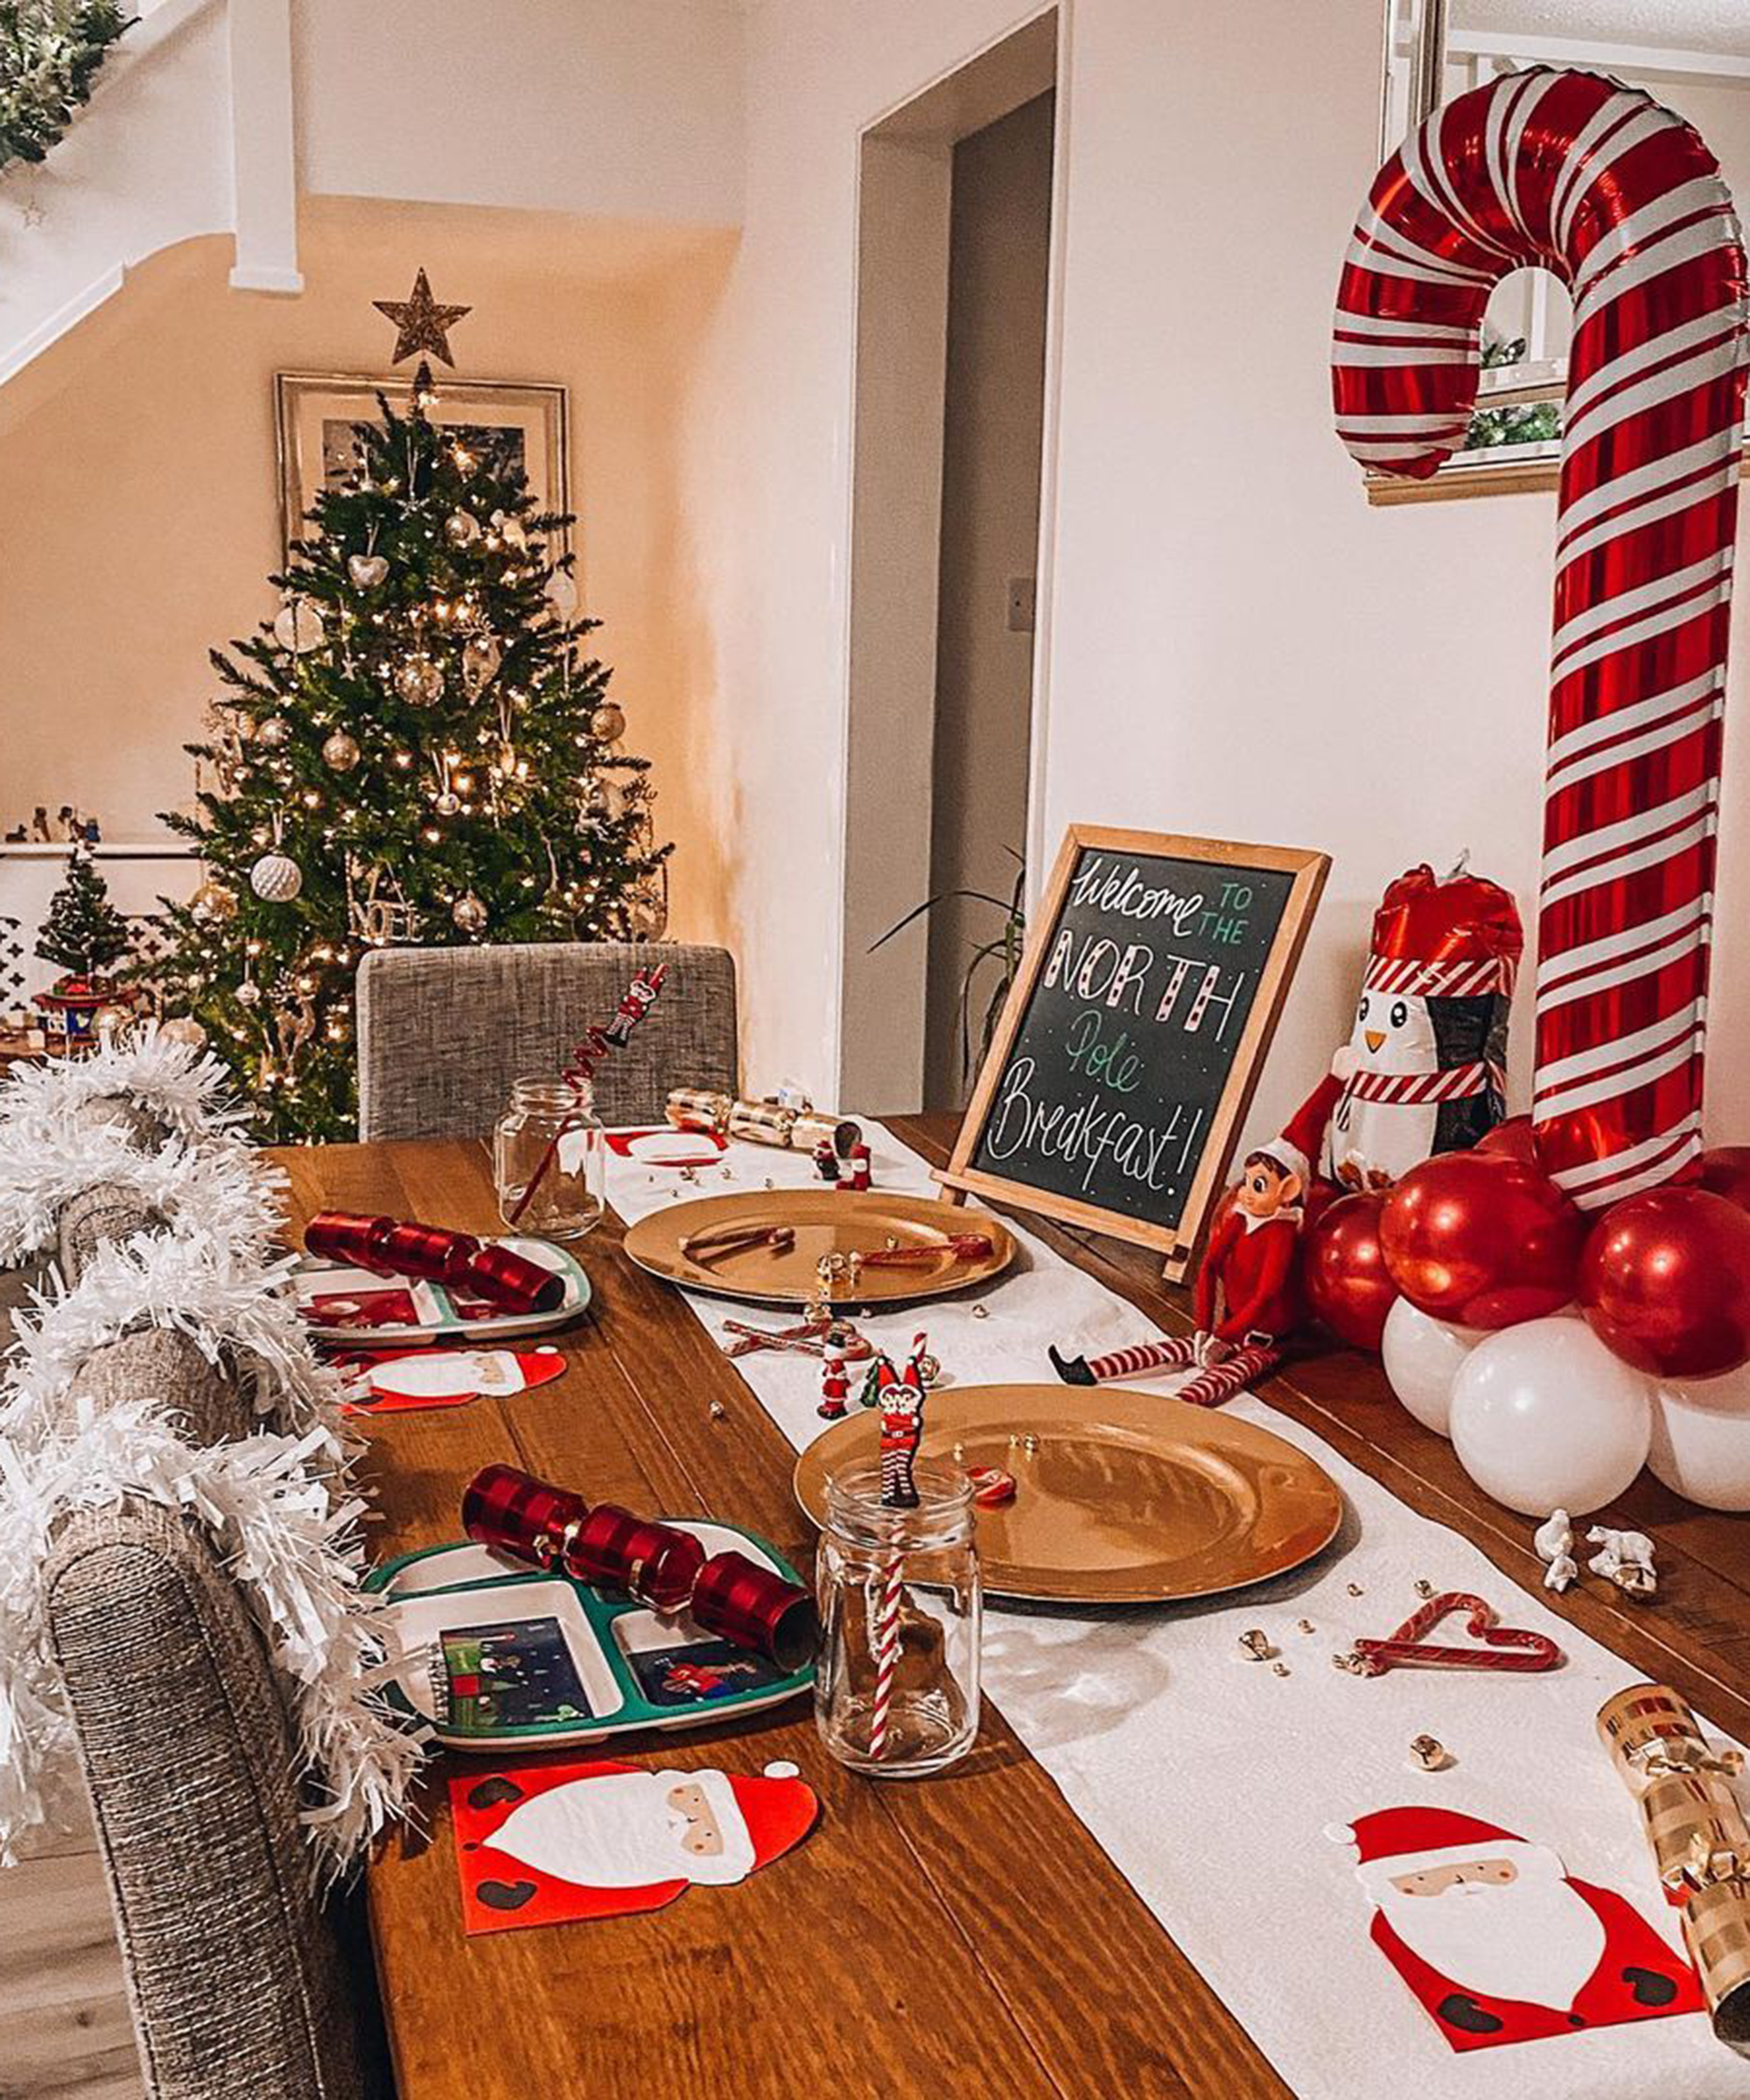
[1334,68,1749,1209]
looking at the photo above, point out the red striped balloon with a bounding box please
[1333,68,1748,1210]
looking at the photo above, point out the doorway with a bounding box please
[925,89,1054,1110]
[838,10,1060,1114]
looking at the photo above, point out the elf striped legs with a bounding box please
[1048,1335,1279,1409]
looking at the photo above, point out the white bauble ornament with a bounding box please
[249,851,304,903]
[321,730,361,773]
[1648,1368,1750,1509]
[255,716,291,749]
[396,656,444,707]
[546,569,578,613]
[1381,1298,1488,1438]
[444,509,480,548]
[589,701,625,744]
[273,599,326,654]
[434,790,461,816]
[347,554,388,590]
[158,1016,207,1050]
[452,891,488,934]
[235,980,262,1008]
[1449,1316,1651,1518]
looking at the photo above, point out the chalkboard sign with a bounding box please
[937,826,1328,1278]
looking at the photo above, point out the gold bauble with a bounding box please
[272,599,326,654]
[322,731,361,773]
[395,657,444,707]
[158,1016,208,1050]
[192,880,238,924]
[461,635,500,691]
[452,891,488,934]
[235,980,262,1008]
[255,716,291,749]
[347,554,388,590]
[589,702,626,743]
[444,509,481,548]
[249,851,304,903]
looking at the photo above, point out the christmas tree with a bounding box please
[36,846,131,984]
[152,298,670,1143]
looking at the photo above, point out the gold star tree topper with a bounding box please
[373,269,472,368]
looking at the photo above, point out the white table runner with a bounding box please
[603,1124,1745,2099]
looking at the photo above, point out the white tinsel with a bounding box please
[0,1116,287,1267]
[0,1026,248,1161]
[0,1398,424,1880]
[3,1231,352,1458]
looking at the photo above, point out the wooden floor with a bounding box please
[0,1841,140,2100]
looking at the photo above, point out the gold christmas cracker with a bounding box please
[666,1088,860,1158]
[1597,1682,1750,2054]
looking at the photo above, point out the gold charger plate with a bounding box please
[793,1385,1344,1604]
[623,1190,1015,1307]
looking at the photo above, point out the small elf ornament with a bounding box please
[1285,860,1522,1199]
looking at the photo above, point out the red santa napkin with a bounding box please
[452,1756,818,1934]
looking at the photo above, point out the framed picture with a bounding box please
[274,373,570,560]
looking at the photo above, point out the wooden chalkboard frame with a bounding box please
[935,825,1329,1281]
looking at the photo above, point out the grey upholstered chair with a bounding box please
[44,1496,391,2100]
[356,940,738,1141]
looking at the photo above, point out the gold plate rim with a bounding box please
[792,1383,1345,1604]
[622,1190,1017,1307]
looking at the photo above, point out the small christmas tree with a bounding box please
[150,276,671,1142]
[36,847,131,985]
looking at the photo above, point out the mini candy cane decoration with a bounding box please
[1341,1592,1564,1677]
[868,1336,930,1760]
[1334,68,1749,1208]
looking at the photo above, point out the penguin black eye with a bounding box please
[1390,1000,1408,1029]
[1358,996,1370,1024]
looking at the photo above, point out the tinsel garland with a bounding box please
[0,1398,423,1878]
[0,1118,286,1267]
[0,1027,248,1159]
[1,1229,351,1452]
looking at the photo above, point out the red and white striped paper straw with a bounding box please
[1333,67,1748,1209]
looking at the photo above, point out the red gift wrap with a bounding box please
[568,1503,707,1614]
[304,1210,565,1315]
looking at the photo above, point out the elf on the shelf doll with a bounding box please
[1285,861,1522,1200]
[1051,1137,1306,1406]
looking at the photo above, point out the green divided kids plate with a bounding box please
[367,1522,814,1753]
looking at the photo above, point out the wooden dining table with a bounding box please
[276,1116,1750,2100]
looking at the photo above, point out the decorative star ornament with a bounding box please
[373,269,472,368]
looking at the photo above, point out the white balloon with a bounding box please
[1648,1368,1750,1509]
[1381,1298,1488,1438]
[1449,1317,1652,1518]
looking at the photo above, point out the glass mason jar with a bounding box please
[493,1076,606,1240]
[815,1460,981,1779]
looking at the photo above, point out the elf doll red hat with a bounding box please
[1285,859,1524,1197]
[1329,1803,1701,2050]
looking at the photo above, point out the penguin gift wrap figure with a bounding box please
[1284,862,1523,1198]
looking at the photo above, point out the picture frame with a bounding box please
[936,824,1328,1280]
[274,372,571,562]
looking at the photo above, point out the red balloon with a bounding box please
[1698,1146,1750,1216]
[1476,1116,1538,1165]
[1579,1186,1750,1380]
[1303,1192,1398,1353]
[1380,1152,1585,1329]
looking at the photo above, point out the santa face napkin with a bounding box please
[1334,1804,1703,2052]
[451,1757,818,1934]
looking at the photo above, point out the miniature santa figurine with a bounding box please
[1332,1805,1701,2050]
[817,1340,850,1420]
[455,1759,818,1929]
[1049,1139,1306,1407]
[1285,862,1522,1199]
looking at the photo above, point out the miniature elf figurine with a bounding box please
[1049,1138,1307,1407]
[818,1340,850,1420]
[876,1336,930,1505]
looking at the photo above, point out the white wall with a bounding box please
[704,0,1750,1151]
[292,0,744,226]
